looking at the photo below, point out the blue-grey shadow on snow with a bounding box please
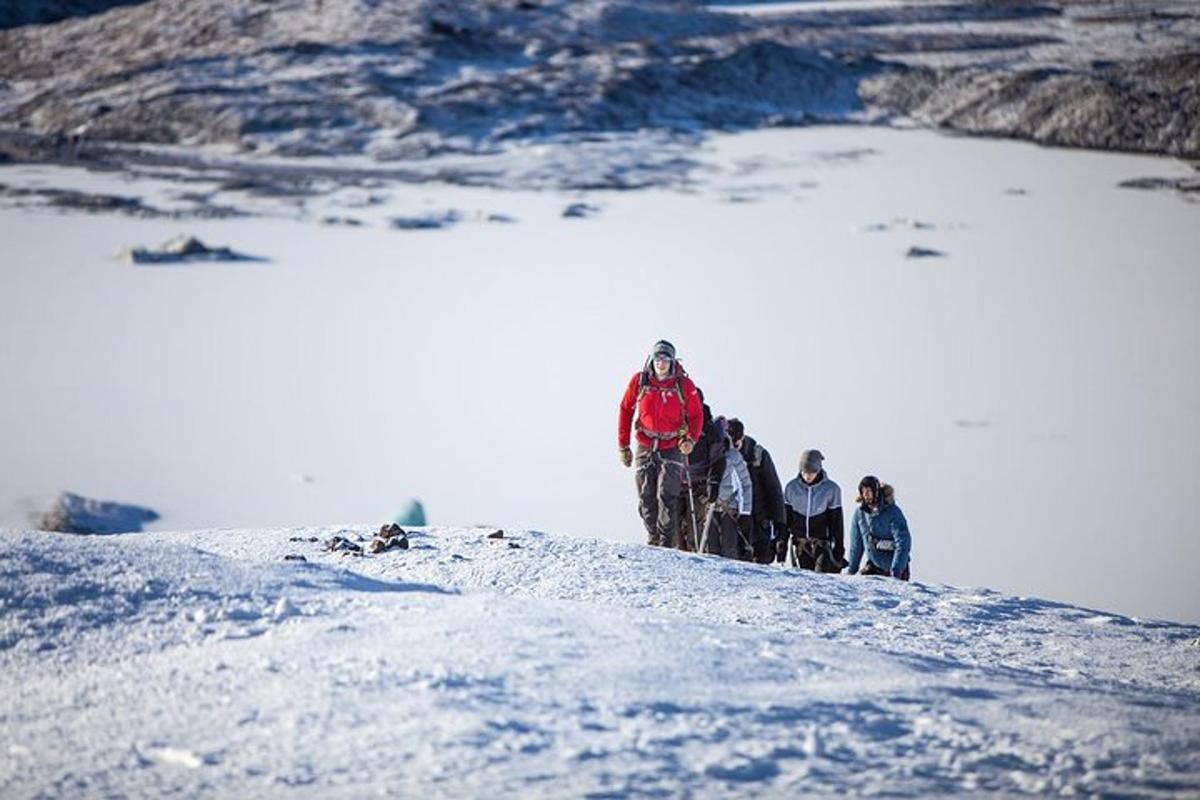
[290,567,456,597]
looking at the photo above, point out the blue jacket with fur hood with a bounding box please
[847,484,911,576]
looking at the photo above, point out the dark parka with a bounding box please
[685,404,727,500]
[738,434,784,563]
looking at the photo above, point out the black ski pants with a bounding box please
[635,445,684,547]
[702,505,753,560]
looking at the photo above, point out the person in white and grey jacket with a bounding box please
[701,430,753,560]
[779,449,845,572]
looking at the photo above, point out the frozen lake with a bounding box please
[2,125,1198,622]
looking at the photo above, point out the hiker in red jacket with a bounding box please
[618,340,705,547]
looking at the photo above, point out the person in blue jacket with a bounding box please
[847,475,911,580]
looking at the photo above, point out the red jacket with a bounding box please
[617,366,704,450]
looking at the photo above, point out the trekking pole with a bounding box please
[698,503,715,554]
[683,455,699,552]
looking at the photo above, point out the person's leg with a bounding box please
[794,540,816,571]
[751,519,771,564]
[729,515,748,561]
[717,510,740,559]
[635,447,662,546]
[676,482,697,551]
[655,448,684,548]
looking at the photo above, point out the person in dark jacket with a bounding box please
[847,476,912,580]
[677,394,726,551]
[779,449,845,572]
[726,419,784,564]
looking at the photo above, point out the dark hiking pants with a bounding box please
[676,482,711,552]
[750,519,774,564]
[635,445,684,547]
[791,537,844,573]
[862,560,911,581]
[702,506,753,560]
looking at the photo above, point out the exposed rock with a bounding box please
[0,0,152,29]
[35,491,159,534]
[562,202,600,219]
[0,0,1195,177]
[905,246,946,258]
[118,235,260,264]
[377,523,406,540]
[861,52,1200,160]
[486,529,505,539]
[390,211,460,230]
[324,535,362,554]
[320,216,364,227]
[1118,175,1200,194]
[367,535,409,554]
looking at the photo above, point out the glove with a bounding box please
[619,447,632,468]
[775,538,788,563]
[679,438,695,456]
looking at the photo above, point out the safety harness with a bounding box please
[633,368,689,450]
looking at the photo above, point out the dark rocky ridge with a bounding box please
[0,0,150,29]
[0,0,1196,175]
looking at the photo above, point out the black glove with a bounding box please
[775,538,788,563]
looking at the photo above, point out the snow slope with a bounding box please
[2,525,1198,797]
[2,124,1197,623]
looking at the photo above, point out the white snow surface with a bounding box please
[2,524,1198,798]
[2,125,1198,624]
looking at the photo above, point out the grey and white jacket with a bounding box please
[783,470,845,560]
[717,445,753,516]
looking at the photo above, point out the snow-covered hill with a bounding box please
[3,525,1198,797]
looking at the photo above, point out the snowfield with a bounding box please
[2,525,1198,797]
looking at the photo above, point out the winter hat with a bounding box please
[726,418,745,443]
[799,449,824,473]
[857,475,880,504]
[650,340,676,361]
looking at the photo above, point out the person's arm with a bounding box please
[829,486,845,564]
[778,502,796,561]
[706,432,727,501]
[736,457,753,516]
[682,378,704,445]
[617,373,639,449]
[761,449,785,525]
[846,508,864,574]
[890,507,912,576]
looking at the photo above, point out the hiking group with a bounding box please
[617,340,912,580]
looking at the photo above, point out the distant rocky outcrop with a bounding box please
[36,491,159,534]
[0,0,150,30]
[0,0,1195,172]
[118,235,260,264]
[861,52,1200,160]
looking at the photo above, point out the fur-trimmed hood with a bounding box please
[856,482,895,507]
